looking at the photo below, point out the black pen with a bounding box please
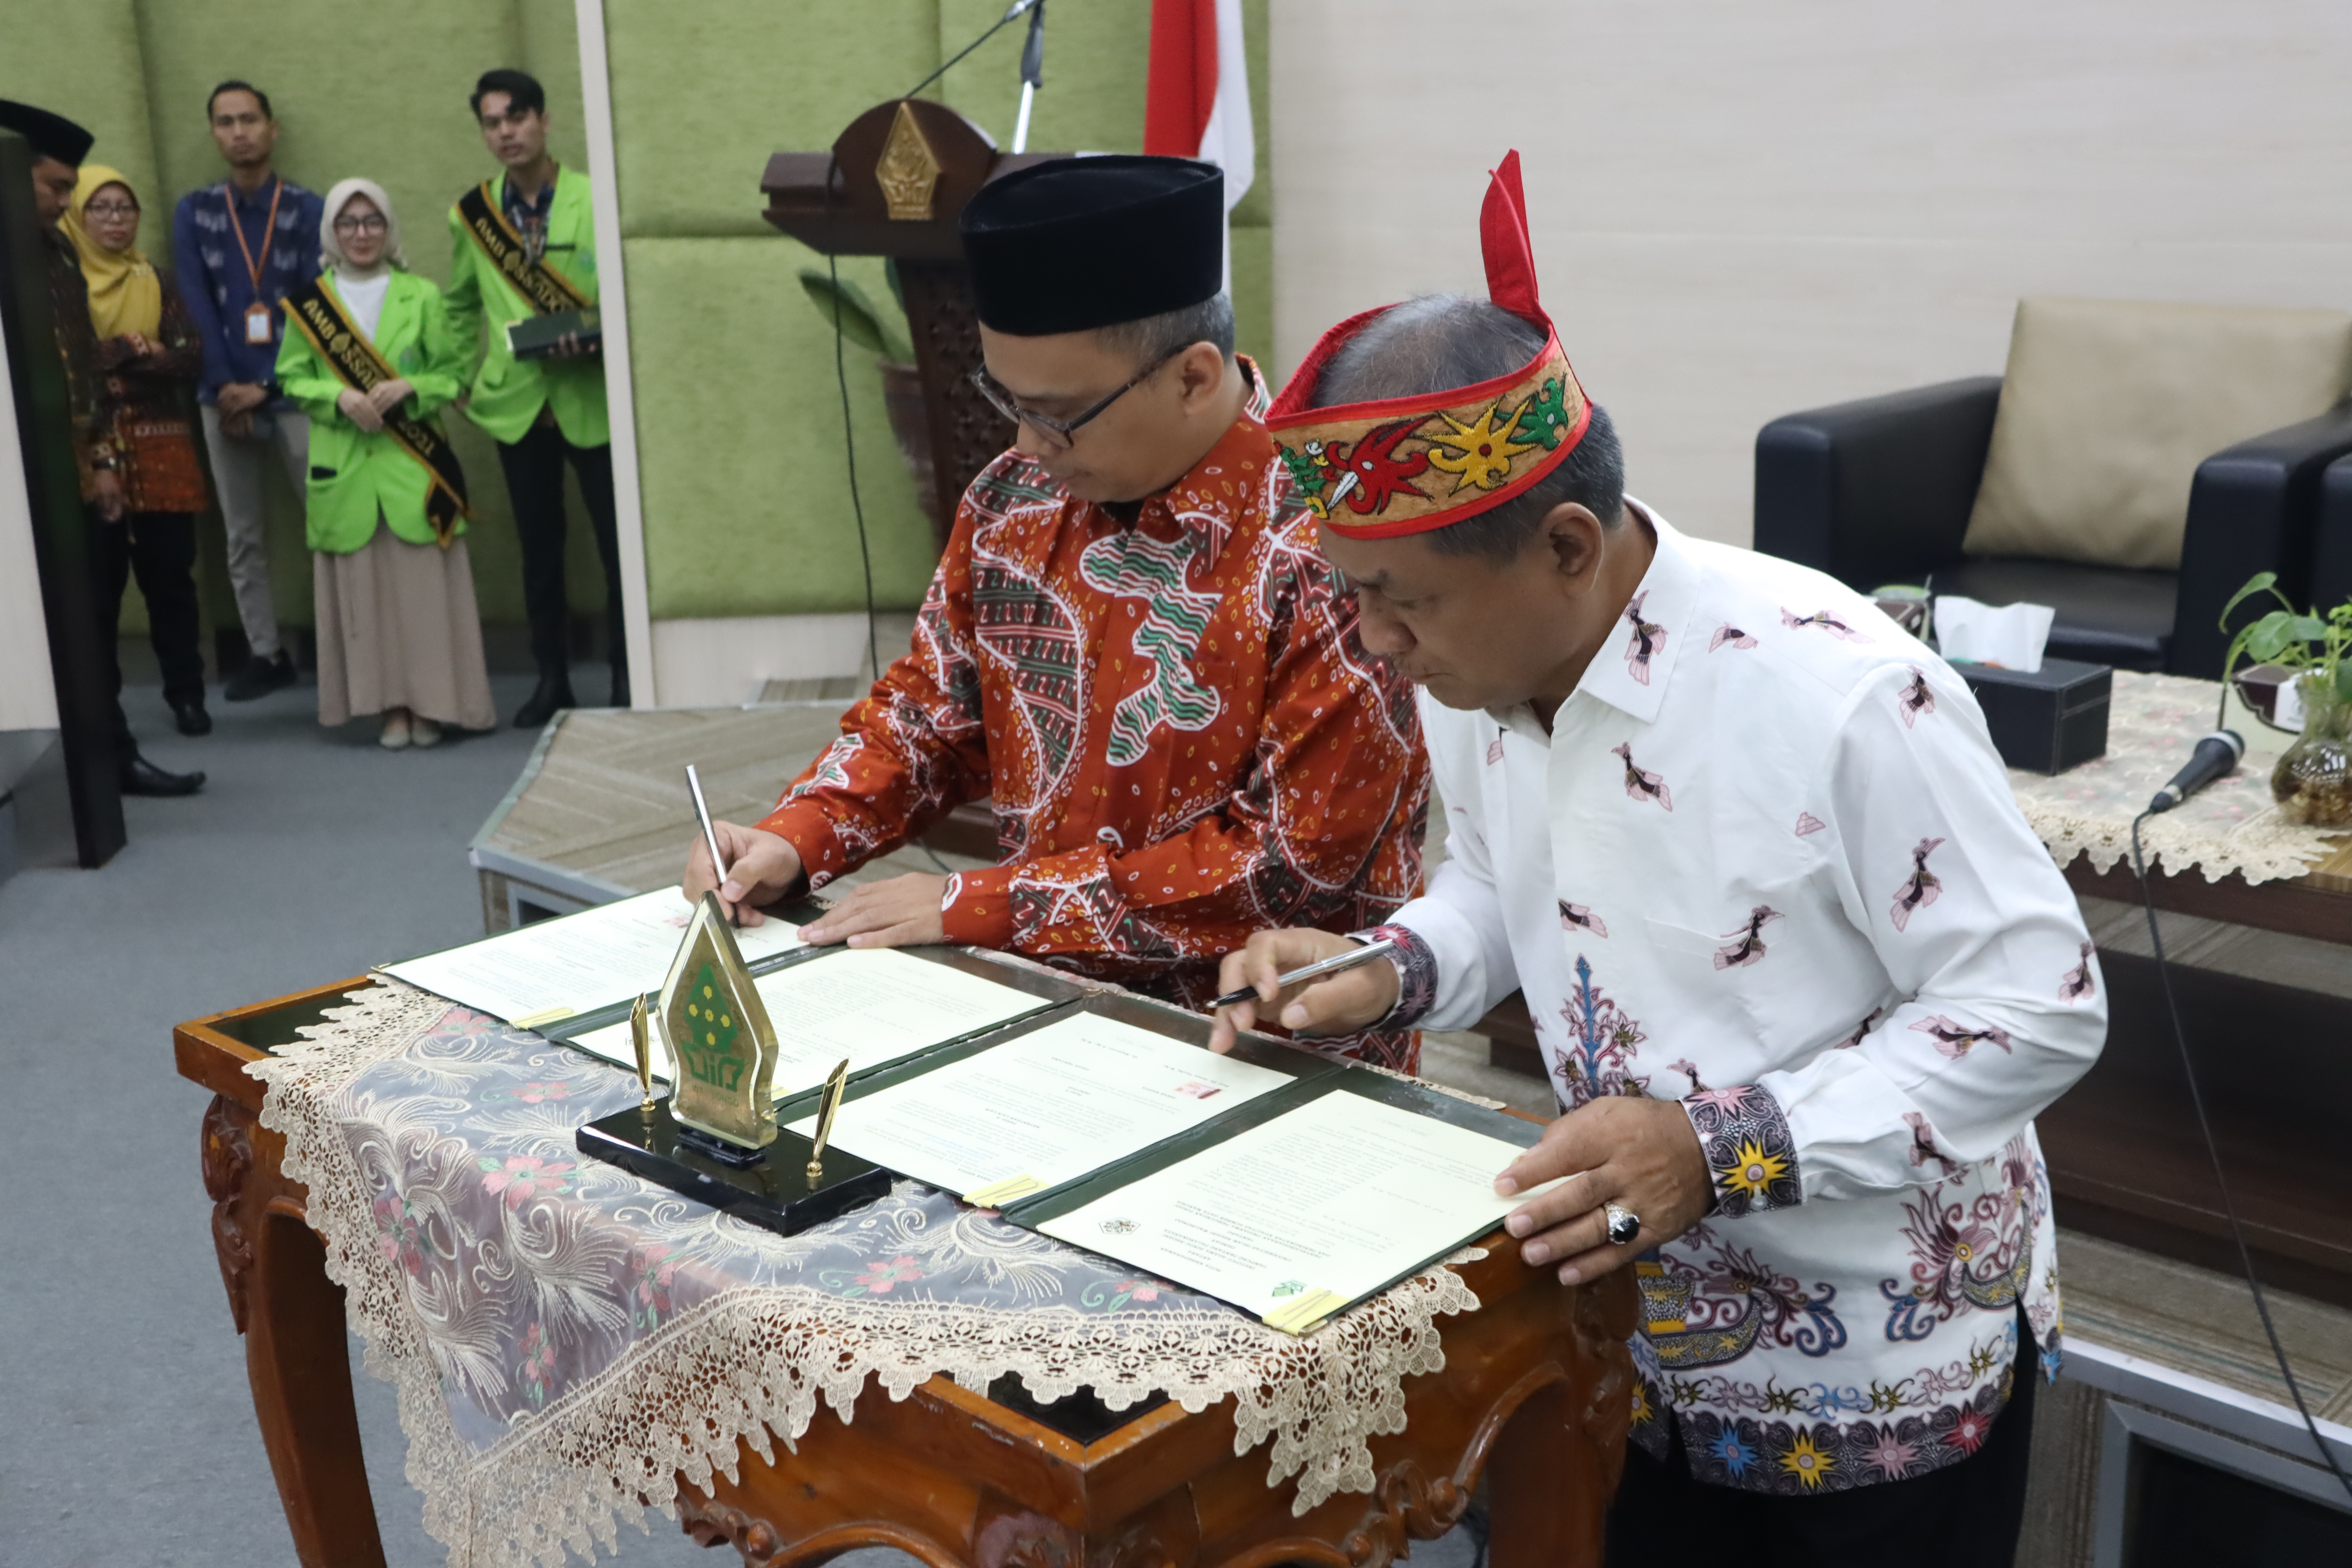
[1211,939,1398,1009]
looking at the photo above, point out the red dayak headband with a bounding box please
[1266,151,1591,538]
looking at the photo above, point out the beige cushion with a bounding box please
[1963,297,2352,569]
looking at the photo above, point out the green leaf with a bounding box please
[2338,661,2352,704]
[2218,571,2282,630]
[2244,611,2303,662]
[2286,615,2330,643]
[796,269,914,364]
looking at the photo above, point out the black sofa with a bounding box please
[1753,376,2352,676]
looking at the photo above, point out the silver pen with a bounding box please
[684,764,735,925]
[1211,938,1398,1009]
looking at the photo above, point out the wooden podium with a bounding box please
[762,100,1062,546]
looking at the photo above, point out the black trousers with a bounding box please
[493,419,625,688]
[1606,1320,2039,1568]
[91,508,204,741]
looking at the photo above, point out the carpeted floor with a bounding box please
[0,673,1494,1568]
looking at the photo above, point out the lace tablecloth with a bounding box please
[248,981,1488,1568]
[2007,670,2343,884]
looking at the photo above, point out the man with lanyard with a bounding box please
[445,67,624,727]
[682,156,1429,1068]
[1212,155,2106,1562]
[171,80,323,704]
[1,99,206,798]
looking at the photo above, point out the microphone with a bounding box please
[2148,729,2244,814]
[1010,0,1047,152]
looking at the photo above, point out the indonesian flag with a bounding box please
[1145,0,1254,281]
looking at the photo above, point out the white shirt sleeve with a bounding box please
[1698,664,2108,1211]
[1375,710,1519,1032]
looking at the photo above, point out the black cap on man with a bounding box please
[961,155,1223,337]
[0,99,94,166]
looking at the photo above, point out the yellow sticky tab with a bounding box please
[1262,1289,1344,1336]
[511,1006,578,1030]
[963,1174,1046,1208]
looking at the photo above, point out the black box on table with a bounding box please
[1954,657,2111,775]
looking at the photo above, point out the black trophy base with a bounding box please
[577,1102,890,1236]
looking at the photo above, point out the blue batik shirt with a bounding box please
[171,174,326,406]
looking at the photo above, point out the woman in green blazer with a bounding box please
[277,179,494,746]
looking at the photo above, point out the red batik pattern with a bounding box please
[759,376,1429,1067]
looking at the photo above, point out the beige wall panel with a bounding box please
[1271,0,2352,546]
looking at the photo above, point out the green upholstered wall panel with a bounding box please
[604,0,941,240]
[1230,220,1272,371]
[0,0,160,216]
[625,237,936,620]
[610,0,1273,621]
[932,0,1147,158]
[516,0,591,170]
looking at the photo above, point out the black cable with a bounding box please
[2129,811,2352,1501]
[902,2,1033,101]
[826,252,882,686]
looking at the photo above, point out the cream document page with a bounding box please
[569,948,1048,1100]
[788,1012,1292,1202]
[1037,1089,1551,1324]
[385,889,804,1026]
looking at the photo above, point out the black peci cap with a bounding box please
[0,100,94,167]
[961,154,1223,337]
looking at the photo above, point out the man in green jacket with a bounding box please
[445,67,626,726]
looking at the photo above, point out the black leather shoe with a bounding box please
[513,673,576,729]
[121,753,206,796]
[223,649,295,702]
[172,698,212,736]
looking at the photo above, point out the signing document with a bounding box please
[567,948,1051,1100]
[788,1012,1292,1203]
[1037,1089,1557,1326]
[384,889,805,1027]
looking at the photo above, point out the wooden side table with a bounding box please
[176,980,1636,1568]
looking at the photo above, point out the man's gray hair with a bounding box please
[1098,292,1235,367]
[1312,294,1624,561]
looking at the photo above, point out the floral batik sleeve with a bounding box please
[1683,1084,1804,1216]
[1741,662,2106,1204]
[1348,923,1441,1030]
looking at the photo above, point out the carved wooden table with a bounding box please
[177,979,1636,1568]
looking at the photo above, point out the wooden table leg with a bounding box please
[204,1095,389,1568]
[1486,1276,1633,1568]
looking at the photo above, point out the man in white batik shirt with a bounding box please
[1213,153,2106,1563]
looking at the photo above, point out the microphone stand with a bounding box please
[1011,1,1047,152]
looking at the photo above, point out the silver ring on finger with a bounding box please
[1604,1202,1641,1247]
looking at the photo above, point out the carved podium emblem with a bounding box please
[875,100,942,221]
[659,893,779,1154]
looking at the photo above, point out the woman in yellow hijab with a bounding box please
[63,165,215,737]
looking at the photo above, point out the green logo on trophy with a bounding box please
[657,892,779,1160]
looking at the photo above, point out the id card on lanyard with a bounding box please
[228,178,285,348]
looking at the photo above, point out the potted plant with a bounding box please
[798,264,949,544]
[2220,572,2352,826]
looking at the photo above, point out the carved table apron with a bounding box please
[178,978,1636,1568]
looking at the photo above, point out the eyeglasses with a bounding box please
[968,346,1182,451]
[333,214,389,234]
[83,202,139,219]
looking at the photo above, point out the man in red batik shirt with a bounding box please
[684,155,1428,1067]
